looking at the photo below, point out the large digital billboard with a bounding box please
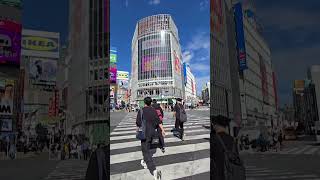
[110,67,117,84]
[0,19,22,66]
[0,79,14,116]
[234,2,248,71]
[142,39,165,50]
[22,29,60,59]
[29,58,57,86]
[174,50,181,74]
[141,55,168,72]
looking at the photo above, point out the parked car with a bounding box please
[283,127,297,140]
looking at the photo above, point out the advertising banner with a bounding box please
[141,55,168,72]
[0,79,14,115]
[110,47,117,63]
[234,3,248,71]
[118,79,129,89]
[110,67,117,84]
[142,39,165,50]
[22,35,59,57]
[183,63,187,85]
[117,71,129,80]
[211,0,223,35]
[1,117,12,131]
[0,19,22,66]
[22,29,59,58]
[29,58,57,86]
[174,51,181,74]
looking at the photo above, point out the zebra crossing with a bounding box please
[44,160,88,180]
[241,144,320,156]
[110,112,210,180]
[246,165,320,180]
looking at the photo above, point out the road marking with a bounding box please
[289,146,310,154]
[111,134,209,150]
[113,122,210,131]
[304,147,319,154]
[111,142,209,164]
[110,158,209,180]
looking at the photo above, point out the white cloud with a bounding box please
[200,0,209,11]
[190,63,210,72]
[149,0,160,5]
[186,31,210,51]
[182,51,193,63]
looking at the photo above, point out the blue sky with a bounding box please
[255,0,320,106]
[22,0,69,45]
[111,0,210,95]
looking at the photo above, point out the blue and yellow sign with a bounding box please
[22,36,59,52]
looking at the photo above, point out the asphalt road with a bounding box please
[241,141,320,179]
[0,152,59,180]
[110,111,129,132]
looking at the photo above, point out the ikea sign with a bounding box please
[22,36,59,52]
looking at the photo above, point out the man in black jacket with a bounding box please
[136,97,165,180]
[211,115,239,180]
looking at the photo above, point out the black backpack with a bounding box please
[216,135,246,180]
[179,104,187,123]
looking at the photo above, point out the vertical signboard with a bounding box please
[211,0,223,35]
[174,50,181,74]
[0,19,22,66]
[110,67,117,84]
[234,3,248,71]
[183,63,187,85]
[110,47,117,63]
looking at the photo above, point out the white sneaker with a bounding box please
[140,159,147,169]
[153,170,162,180]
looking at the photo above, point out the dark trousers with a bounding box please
[175,119,184,139]
[158,127,165,148]
[83,150,88,160]
[141,139,156,174]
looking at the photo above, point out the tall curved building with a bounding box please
[131,14,184,107]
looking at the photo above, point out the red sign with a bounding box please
[174,51,181,73]
[211,0,223,35]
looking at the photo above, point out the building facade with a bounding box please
[130,14,184,107]
[309,65,320,122]
[21,29,60,137]
[238,1,277,129]
[202,82,210,105]
[183,63,197,107]
[68,0,109,144]
[0,1,22,137]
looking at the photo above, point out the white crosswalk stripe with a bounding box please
[45,160,89,180]
[241,145,320,156]
[110,112,210,180]
[246,165,320,180]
